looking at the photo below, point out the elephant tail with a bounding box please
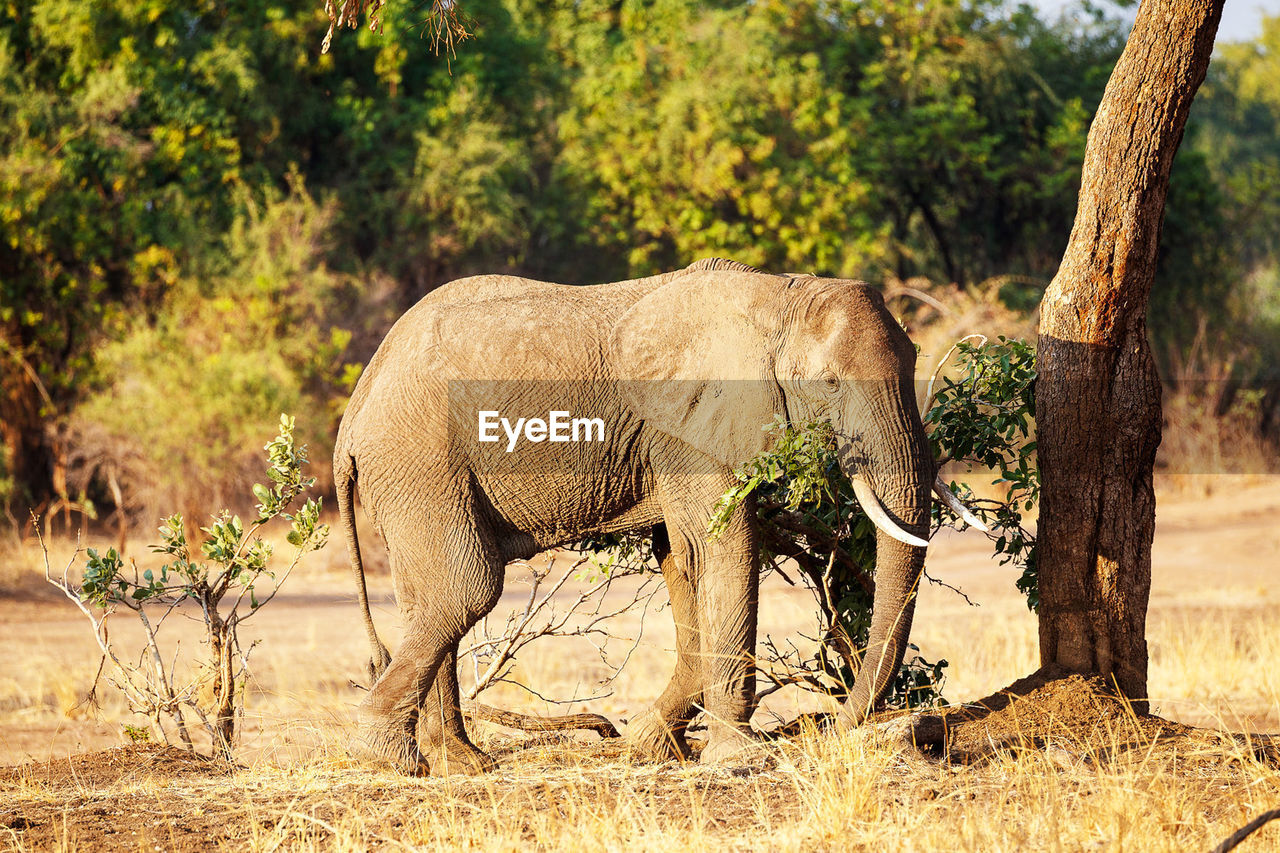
[335,452,392,683]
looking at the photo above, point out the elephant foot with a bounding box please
[700,726,770,767]
[626,708,692,763]
[421,733,497,776]
[353,717,430,776]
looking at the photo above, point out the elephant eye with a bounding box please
[822,371,839,391]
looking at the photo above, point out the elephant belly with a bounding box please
[451,387,664,551]
[474,461,664,555]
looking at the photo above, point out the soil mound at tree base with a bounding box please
[901,668,1279,765]
[0,743,232,788]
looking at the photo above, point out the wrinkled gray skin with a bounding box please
[334,258,932,775]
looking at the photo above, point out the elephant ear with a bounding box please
[607,270,789,468]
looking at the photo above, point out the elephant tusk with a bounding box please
[851,478,930,548]
[932,475,990,533]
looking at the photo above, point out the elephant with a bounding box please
[334,257,981,774]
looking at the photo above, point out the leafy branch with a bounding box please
[925,336,1039,608]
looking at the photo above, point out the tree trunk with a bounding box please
[1035,0,1223,709]
[209,617,236,760]
[0,353,55,516]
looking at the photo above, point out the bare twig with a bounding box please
[321,0,473,56]
[37,521,153,719]
[134,603,193,749]
[459,549,661,707]
[924,334,988,417]
[921,569,980,607]
[490,678,613,707]
[322,0,385,53]
[464,555,586,699]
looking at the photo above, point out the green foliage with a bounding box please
[710,419,845,536]
[577,530,657,580]
[1,0,554,514]
[388,82,534,291]
[80,546,128,607]
[1151,148,1238,372]
[121,723,151,743]
[559,0,886,277]
[557,0,1123,283]
[706,336,1038,712]
[925,338,1036,471]
[3,0,1273,521]
[70,180,362,516]
[1188,16,1280,271]
[1177,13,1280,381]
[80,415,328,613]
[925,337,1039,608]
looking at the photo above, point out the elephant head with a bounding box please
[609,269,964,725]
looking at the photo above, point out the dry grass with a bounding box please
[1,476,1278,850]
[1157,394,1280,502]
[2,717,1277,850]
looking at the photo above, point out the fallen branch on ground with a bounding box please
[463,703,620,738]
[1211,808,1280,853]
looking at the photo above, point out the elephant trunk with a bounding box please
[836,380,932,727]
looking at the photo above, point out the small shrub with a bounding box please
[40,415,328,759]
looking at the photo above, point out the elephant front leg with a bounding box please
[656,472,762,765]
[628,530,703,762]
[694,529,761,764]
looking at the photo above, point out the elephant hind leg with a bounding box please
[628,526,702,762]
[416,645,495,775]
[357,504,503,776]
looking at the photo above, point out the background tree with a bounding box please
[1175,16,1280,429]
[0,0,555,520]
[1035,0,1224,706]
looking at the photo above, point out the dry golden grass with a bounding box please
[1,476,1278,850]
[2,715,1277,850]
[1159,394,1280,487]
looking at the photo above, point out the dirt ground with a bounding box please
[0,474,1277,850]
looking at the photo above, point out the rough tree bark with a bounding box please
[1036,0,1224,708]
